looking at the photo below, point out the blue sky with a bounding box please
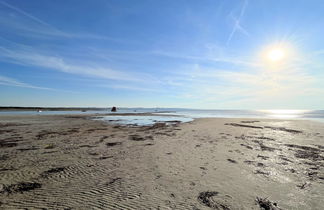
[0,0,323,109]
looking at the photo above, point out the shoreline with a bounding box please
[0,114,323,209]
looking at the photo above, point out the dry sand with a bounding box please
[0,114,323,209]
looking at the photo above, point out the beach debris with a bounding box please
[255,197,282,210]
[225,123,263,129]
[128,134,153,141]
[98,155,113,160]
[129,135,144,141]
[297,182,310,189]
[198,191,235,209]
[44,144,55,149]
[111,106,117,112]
[106,142,122,147]
[0,138,18,148]
[240,120,260,123]
[198,191,219,208]
[17,146,38,151]
[88,151,99,156]
[264,126,302,134]
[107,177,121,185]
[240,144,253,150]
[244,160,256,165]
[0,182,41,194]
[254,170,270,176]
[257,136,275,141]
[285,144,323,161]
[257,155,269,160]
[278,155,293,163]
[253,140,276,152]
[244,160,266,168]
[285,144,319,151]
[257,162,265,167]
[227,159,237,164]
[259,143,276,152]
[41,167,66,178]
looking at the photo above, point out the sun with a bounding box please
[260,43,294,66]
[266,48,285,62]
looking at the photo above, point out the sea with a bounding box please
[1,108,324,126]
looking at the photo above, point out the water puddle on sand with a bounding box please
[95,115,193,126]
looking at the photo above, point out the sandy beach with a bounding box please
[0,114,323,209]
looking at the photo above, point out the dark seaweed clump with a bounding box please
[255,197,281,210]
[225,123,263,129]
[1,182,41,194]
[198,191,219,208]
[41,167,66,178]
[106,142,122,147]
[129,135,145,141]
[264,126,302,134]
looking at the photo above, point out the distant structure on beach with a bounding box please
[111,106,117,112]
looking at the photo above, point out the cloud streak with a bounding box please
[0,1,122,41]
[166,59,323,108]
[0,45,156,83]
[226,0,249,45]
[151,50,259,67]
[0,74,53,90]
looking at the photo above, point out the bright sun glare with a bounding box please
[266,48,285,62]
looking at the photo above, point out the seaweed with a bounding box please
[264,126,302,134]
[240,144,253,150]
[129,135,145,141]
[0,137,20,148]
[197,191,231,210]
[225,123,263,129]
[197,191,219,208]
[1,182,41,194]
[41,167,66,178]
[227,159,237,164]
[255,197,281,210]
[106,142,122,147]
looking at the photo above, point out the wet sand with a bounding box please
[0,114,323,209]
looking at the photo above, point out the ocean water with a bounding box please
[1,109,324,125]
[99,109,324,125]
[95,115,193,126]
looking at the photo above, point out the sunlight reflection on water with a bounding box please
[96,115,193,126]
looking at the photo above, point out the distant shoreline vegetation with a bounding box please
[0,107,109,111]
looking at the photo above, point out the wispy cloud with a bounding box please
[0,45,157,83]
[151,50,259,67]
[226,0,249,45]
[0,74,53,90]
[166,59,323,108]
[0,1,51,27]
[0,1,121,41]
[99,84,161,92]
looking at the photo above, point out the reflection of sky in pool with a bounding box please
[97,115,193,126]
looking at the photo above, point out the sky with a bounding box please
[0,0,324,109]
